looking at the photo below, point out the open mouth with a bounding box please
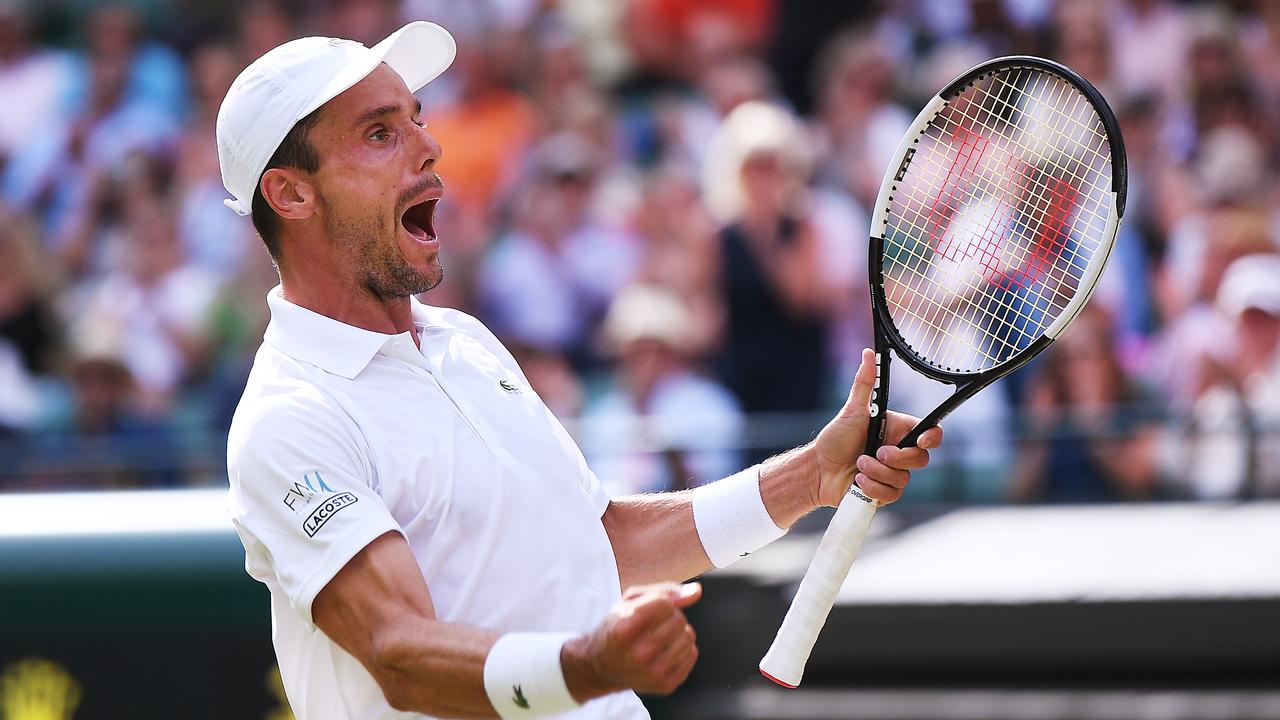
[400,198,438,242]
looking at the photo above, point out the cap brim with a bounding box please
[299,21,456,119]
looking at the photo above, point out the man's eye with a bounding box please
[369,129,389,141]
[412,117,426,128]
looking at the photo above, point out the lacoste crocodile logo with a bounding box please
[512,684,529,709]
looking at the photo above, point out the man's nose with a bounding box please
[414,122,442,173]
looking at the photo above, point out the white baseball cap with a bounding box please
[216,21,456,216]
[1218,254,1280,319]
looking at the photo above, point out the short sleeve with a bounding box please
[227,388,402,625]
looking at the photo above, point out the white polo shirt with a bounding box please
[226,288,648,720]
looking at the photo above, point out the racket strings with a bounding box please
[890,119,1100,335]
[911,71,1111,295]
[881,66,1114,373]
[941,69,1113,283]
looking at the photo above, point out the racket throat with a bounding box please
[897,334,1052,448]
[899,386,978,449]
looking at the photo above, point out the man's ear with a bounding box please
[260,168,318,221]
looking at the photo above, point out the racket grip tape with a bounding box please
[759,487,879,688]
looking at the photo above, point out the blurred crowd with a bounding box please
[0,0,1278,502]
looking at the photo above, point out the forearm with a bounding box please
[369,618,499,717]
[315,532,602,718]
[373,619,621,718]
[603,445,822,588]
[603,492,709,588]
[756,443,821,529]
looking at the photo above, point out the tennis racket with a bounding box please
[759,56,1127,688]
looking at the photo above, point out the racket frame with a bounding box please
[866,55,1127,450]
[761,55,1129,689]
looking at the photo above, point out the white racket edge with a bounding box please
[759,486,878,688]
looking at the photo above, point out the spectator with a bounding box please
[581,285,743,496]
[65,186,217,412]
[1111,0,1188,106]
[175,39,256,279]
[1148,206,1277,411]
[0,208,59,378]
[4,0,1280,501]
[15,354,181,489]
[424,29,537,219]
[65,3,187,121]
[1011,306,1161,503]
[478,132,640,368]
[0,2,71,174]
[811,29,911,210]
[3,46,179,254]
[235,0,294,64]
[630,161,722,358]
[0,212,51,444]
[198,248,279,430]
[622,0,772,84]
[1171,254,1280,499]
[702,101,835,458]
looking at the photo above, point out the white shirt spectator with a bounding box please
[70,263,218,398]
[227,289,647,720]
[479,226,638,352]
[581,371,743,496]
[0,47,70,162]
[0,339,41,429]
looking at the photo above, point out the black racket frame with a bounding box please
[864,56,1128,453]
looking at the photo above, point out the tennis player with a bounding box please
[220,22,941,720]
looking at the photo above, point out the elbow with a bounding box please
[379,679,415,714]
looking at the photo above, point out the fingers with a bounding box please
[917,425,944,449]
[853,453,913,504]
[854,471,905,504]
[875,444,930,471]
[649,622,699,694]
[671,582,702,609]
[884,410,945,450]
[607,583,701,695]
[615,583,699,640]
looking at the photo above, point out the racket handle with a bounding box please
[759,487,878,688]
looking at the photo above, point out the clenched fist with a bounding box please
[562,582,702,700]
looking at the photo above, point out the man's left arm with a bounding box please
[602,349,943,589]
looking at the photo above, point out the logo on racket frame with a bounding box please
[868,352,884,418]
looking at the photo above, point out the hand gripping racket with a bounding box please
[759,56,1127,687]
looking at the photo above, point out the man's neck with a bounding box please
[279,280,420,348]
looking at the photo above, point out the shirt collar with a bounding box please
[263,286,427,380]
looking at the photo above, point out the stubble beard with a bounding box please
[322,198,443,301]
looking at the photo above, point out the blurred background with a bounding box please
[0,0,1278,718]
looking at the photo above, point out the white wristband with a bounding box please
[483,632,580,718]
[692,465,786,568]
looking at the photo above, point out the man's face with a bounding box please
[307,64,445,299]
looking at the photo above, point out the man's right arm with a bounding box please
[312,530,701,718]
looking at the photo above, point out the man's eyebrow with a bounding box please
[353,103,404,127]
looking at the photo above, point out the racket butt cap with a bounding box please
[759,667,799,688]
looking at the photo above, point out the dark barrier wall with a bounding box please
[5,497,1279,720]
[1,530,286,719]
